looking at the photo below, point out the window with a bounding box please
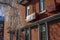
[41,24,46,40]
[40,0,46,13]
[26,6,30,16]
[25,28,30,40]
[39,23,48,40]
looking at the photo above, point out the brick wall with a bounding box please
[4,0,60,40]
[48,19,60,40]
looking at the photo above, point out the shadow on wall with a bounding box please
[30,13,48,22]
[55,0,60,12]
[56,3,60,11]
[44,0,60,14]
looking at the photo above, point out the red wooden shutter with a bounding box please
[46,0,56,12]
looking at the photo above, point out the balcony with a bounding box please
[18,0,31,6]
[26,12,36,22]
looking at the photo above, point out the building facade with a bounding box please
[3,0,60,40]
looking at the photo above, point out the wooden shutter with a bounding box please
[46,0,56,12]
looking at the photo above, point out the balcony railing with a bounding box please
[26,12,36,22]
[18,0,31,6]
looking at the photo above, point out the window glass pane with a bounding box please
[40,0,45,11]
[26,6,30,16]
[41,24,46,32]
[40,0,43,11]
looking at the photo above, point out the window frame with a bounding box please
[38,23,48,40]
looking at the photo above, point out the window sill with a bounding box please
[39,10,46,14]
